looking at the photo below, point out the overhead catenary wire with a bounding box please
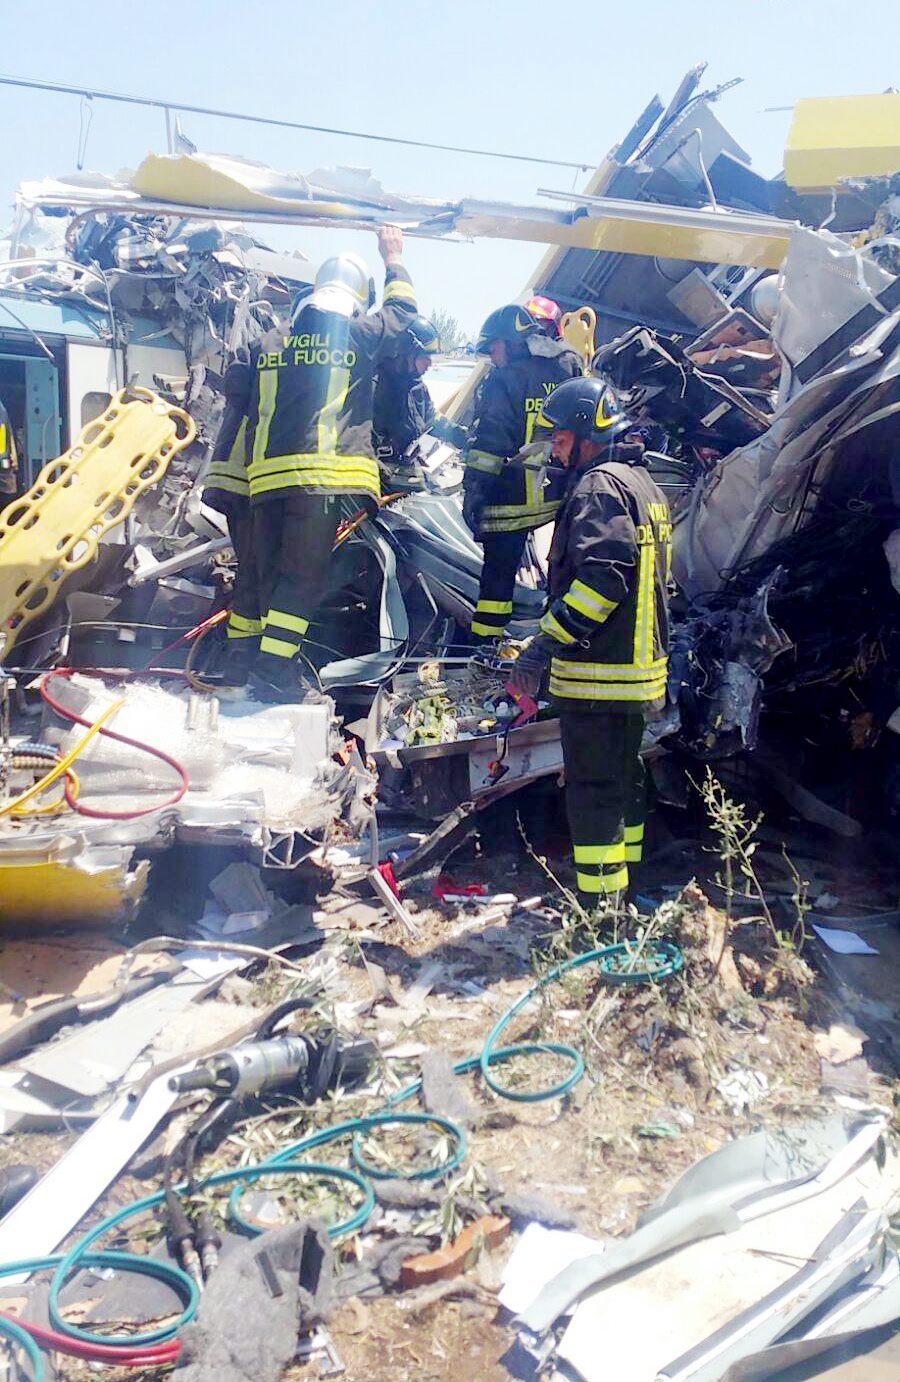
[0,73,594,173]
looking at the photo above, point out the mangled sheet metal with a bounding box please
[14,146,795,270]
[673,232,900,598]
[0,838,148,925]
[785,93,900,191]
[17,154,456,226]
[531,69,787,345]
[452,195,791,269]
[593,325,771,458]
[514,1118,900,1382]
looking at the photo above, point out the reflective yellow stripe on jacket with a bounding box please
[248,453,381,500]
[480,501,561,532]
[549,655,667,702]
[205,418,249,498]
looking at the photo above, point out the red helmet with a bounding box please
[524,295,562,337]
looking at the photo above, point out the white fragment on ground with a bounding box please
[716,1068,769,1114]
[499,1222,602,1315]
[812,925,879,956]
[813,1022,868,1065]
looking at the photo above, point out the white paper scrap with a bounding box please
[499,1222,602,1316]
[176,948,249,980]
[812,925,879,956]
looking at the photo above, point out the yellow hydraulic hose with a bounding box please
[8,765,81,817]
[0,698,124,818]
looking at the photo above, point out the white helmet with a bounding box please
[309,252,374,317]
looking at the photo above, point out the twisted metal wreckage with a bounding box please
[1,67,899,916]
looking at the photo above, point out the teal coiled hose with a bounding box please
[0,1311,43,1381]
[0,935,682,1363]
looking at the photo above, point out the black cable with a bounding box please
[0,73,594,172]
[7,619,198,655]
[255,996,315,1040]
[295,648,324,694]
[182,1098,237,1189]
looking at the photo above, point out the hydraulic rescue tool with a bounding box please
[169,1029,375,1101]
[165,1007,375,1290]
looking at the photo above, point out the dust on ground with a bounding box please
[7,827,896,1382]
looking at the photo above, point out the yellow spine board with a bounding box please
[0,387,195,651]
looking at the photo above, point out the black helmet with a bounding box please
[403,315,441,356]
[475,304,539,354]
[539,377,632,443]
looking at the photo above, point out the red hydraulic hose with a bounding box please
[40,668,190,821]
[142,606,229,673]
[0,1309,181,1365]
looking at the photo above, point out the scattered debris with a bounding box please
[174,1220,334,1382]
[0,59,898,1382]
[399,1215,510,1288]
[814,1022,868,1065]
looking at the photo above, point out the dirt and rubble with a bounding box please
[1,789,896,1381]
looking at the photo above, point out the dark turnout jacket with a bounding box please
[244,263,417,503]
[372,364,436,461]
[464,338,582,532]
[372,362,467,462]
[202,361,252,512]
[540,444,672,712]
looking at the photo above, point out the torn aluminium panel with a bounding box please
[785,93,900,191]
[15,151,797,270]
[0,1072,180,1284]
[0,839,148,924]
[673,241,900,598]
[517,1119,895,1382]
[519,1117,886,1339]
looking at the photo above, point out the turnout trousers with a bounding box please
[252,492,341,681]
[559,709,646,905]
[222,503,262,648]
[470,529,529,641]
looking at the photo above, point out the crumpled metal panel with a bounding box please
[772,226,896,387]
[380,492,546,632]
[131,152,456,223]
[0,852,148,925]
[785,93,900,191]
[317,526,410,689]
[673,319,900,596]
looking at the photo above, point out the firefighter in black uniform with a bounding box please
[372,316,467,479]
[201,358,261,684]
[511,377,672,907]
[228,224,417,700]
[462,304,581,645]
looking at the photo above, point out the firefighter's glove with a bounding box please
[431,416,469,449]
[508,636,552,698]
[462,476,488,535]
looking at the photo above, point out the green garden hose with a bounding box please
[0,934,683,1359]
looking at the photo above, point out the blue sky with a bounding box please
[2,0,899,335]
